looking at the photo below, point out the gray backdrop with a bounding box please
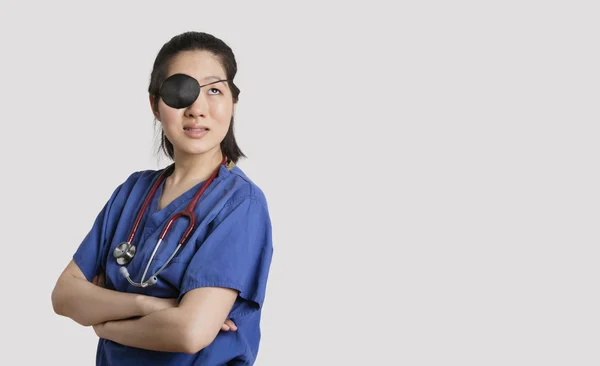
[0,1,597,365]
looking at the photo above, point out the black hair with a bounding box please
[148,31,246,163]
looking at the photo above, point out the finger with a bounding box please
[92,275,98,286]
[225,319,237,331]
[221,324,230,331]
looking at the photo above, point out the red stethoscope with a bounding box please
[114,154,235,287]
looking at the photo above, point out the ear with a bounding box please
[149,95,160,121]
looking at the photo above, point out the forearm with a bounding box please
[52,274,146,326]
[98,308,194,353]
[97,287,240,353]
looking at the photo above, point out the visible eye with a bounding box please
[208,88,222,95]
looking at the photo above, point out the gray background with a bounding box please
[1,1,598,365]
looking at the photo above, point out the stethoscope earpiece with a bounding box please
[119,266,130,278]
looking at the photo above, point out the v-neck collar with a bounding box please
[148,173,197,226]
[145,163,232,230]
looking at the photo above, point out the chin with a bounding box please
[177,143,220,156]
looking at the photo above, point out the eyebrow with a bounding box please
[200,75,228,84]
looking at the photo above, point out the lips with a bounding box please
[183,126,209,131]
[183,125,210,138]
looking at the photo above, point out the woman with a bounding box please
[51,31,274,366]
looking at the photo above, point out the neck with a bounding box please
[169,148,224,186]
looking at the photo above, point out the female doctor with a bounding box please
[51,31,273,366]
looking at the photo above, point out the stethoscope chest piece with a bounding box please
[113,242,136,265]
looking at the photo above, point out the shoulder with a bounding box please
[222,165,269,210]
[208,164,272,228]
[108,168,163,202]
[122,168,161,187]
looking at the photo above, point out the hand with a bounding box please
[221,319,237,332]
[92,272,106,288]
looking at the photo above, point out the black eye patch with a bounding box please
[159,73,200,109]
[159,73,228,109]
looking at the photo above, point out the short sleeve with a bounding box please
[72,183,125,282]
[179,196,274,316]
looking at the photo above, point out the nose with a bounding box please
[184,90,209,119]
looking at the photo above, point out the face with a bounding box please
[151,50,234,159]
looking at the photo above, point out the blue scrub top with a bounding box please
[73,163,273,366]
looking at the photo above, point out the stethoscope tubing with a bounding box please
[116,155,229,287]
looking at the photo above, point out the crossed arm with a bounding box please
[51,260,238,354]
